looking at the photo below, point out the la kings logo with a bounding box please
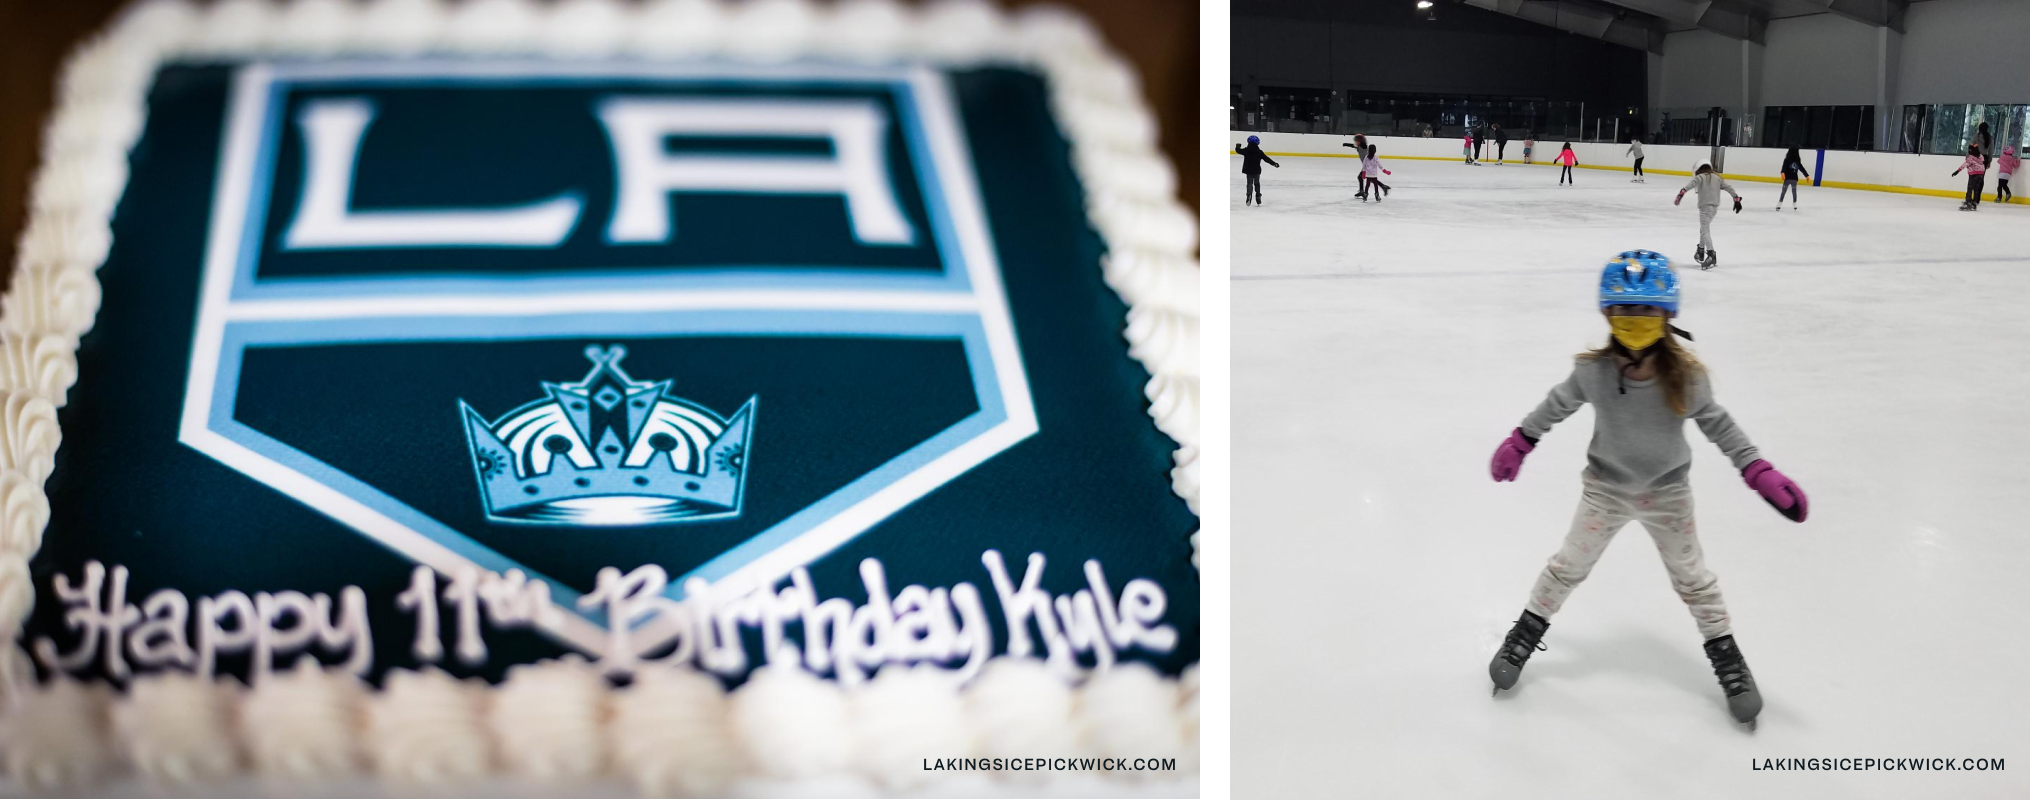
[181,60,1036,659]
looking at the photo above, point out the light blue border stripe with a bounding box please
[675,324,1001,587]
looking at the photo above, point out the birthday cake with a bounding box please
[0,0,1200,793]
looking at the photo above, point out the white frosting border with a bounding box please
[1,0,1200,791]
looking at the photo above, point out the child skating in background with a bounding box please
[1487,250,1810,730]
[1234,134,1279,206]
[1342,135,1370,199]
[1951,144,1986,211]
[1463,131,1478,165]
[1674,162,1742,269]
[1776,148,1810,210]
[1998,147,2017,204]
[1626,136,1645,183]
[1554,143,1578,185]
[1360,144,1393,202]
[1523,136,1535,165]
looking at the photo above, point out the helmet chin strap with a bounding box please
[1615,343,1649,395]
[1612,336,1666,395]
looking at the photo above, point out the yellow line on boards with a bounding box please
[1233,151,2022,202]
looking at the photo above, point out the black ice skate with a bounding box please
[1694,243,1706,262]
[1701,249,1717,270]
[1489,610,1551,695]
[1703,635,1763,729]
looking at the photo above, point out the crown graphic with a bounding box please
[459,345,755,526]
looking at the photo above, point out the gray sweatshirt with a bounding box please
[1626,141,1644,159]
[1679,172,1741,208]
[1521,355,1761,489]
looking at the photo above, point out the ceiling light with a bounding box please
[1417,1,1433,7]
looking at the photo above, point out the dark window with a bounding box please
[1831,106,1862,150]
[1782,107,1808,148]
[1805,106,1833,149]
[1902,105,1928,153]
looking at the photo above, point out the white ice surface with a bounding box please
[1234,155,2030,799]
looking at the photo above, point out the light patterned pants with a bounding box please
[1528,472,1731,639]
[1697,204,1719,251]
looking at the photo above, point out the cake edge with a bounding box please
[0,0,1202,792]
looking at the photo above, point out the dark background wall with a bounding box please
[1,0,1198,285]
[1233,0,1647,106]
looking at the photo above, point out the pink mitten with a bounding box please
[1741,459,1809,522]
[1490,428,1536,482]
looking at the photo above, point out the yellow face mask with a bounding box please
[1609,316,1666,350]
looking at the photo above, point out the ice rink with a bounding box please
[1233,154,2030,798]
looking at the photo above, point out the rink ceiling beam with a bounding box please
[1811,0,1907,32]
[1461,0,1667,54]
[1594,0,1769,44]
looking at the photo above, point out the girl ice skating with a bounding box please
[1486,251,1810,729]
[1360,144,1393,202]
[1952,144,1987,210]
[1777,148,1811,210]
[1343,135,1371,199]
[1463,131,1477,165]
[1554,143,1578,185]
[1235,134,1279,205]
[1999,147,2017,204]
[1674,162,1742,268]
[1626,137,1645,182]
[1523,136,1534,164]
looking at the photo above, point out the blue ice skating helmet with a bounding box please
[1598,250,1680,314]
[1247,135,1260,145]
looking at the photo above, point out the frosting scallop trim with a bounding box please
[2,656,1199,792]
[2,0,1201,790]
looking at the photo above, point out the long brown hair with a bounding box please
[1577,335,1705,416]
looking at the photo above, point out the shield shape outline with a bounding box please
[178,60,1038,658]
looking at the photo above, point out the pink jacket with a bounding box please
[2000,149,2019,176]
[1553,150,1577,166]
[1959,154,1986,175]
